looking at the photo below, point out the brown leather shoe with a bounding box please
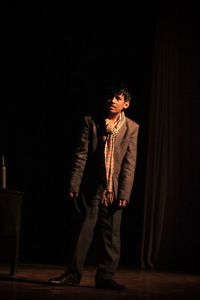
[49,272,81,286]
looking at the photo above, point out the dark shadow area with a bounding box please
[0,1,155,268]
[0,1,199,276]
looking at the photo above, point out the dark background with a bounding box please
[0,1,199,271]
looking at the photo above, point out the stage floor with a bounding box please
[0,263,200,299]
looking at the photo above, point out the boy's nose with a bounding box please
[111,97,117,103]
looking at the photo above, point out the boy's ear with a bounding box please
[124,102,130,109]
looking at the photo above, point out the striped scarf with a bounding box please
[102,112,126,205]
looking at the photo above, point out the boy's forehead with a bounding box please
[114,93,125,99]
[113,92,124,97]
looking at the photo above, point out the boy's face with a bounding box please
[106,93,129,115]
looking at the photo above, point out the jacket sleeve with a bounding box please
[68,116,91,193]
[117,123,139,202]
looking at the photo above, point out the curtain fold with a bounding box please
[140,12,181,270]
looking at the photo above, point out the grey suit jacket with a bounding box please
[68,115,139,203]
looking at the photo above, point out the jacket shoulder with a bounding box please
[83,115,94,124]
[78,115,94,128]
[126,117,139,130]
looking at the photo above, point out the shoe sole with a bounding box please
[49,281,80,287]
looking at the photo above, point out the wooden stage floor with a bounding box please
[0,263,200,299]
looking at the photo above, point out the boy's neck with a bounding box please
[106,112,121,122]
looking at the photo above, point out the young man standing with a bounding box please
[49,84,139,290]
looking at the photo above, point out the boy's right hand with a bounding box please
[67,192,78,200]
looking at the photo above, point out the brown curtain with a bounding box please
[141,4,200,269]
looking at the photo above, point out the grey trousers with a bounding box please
[69,185,122,280]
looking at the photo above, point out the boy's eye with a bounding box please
[116,96,123,101]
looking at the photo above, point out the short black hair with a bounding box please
[104,83,132,103]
